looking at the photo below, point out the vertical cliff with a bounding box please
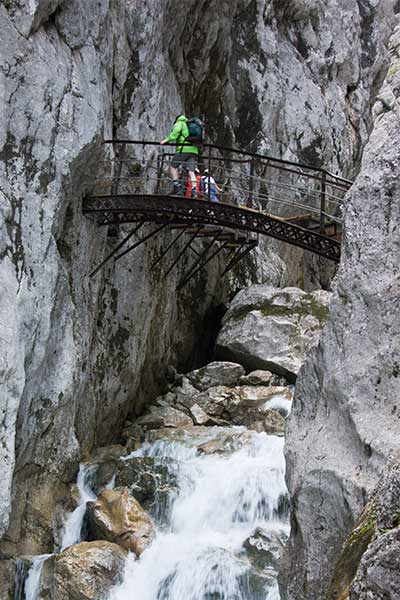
[0,0,227,563]
[282,21,400,600]
[0,0,397,592]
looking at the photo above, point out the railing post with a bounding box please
[320,170,326,233]
[156,152,165,194]
[247,159,254,208]
[111,142,126,197]
[207,145,212,202]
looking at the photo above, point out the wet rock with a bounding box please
[197,430,252,455]
[248,410,286,436]
[216,286,330,381]
[39,541,125,600]
[144,426,212,446]
[88,446,128,492]
[189,403,212,425]
[186,361,245,391]
[240,370,275,386]
[244,528,285,572]
[114,456,179,520]
[86,489,155,557]
[194,385,291,427]
[240,370,289,388]
[90,445,128,463]
[148,405,194,429]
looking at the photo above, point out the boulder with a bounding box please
[244,528,286,572]
[186,361,245,391]
[39,541,125,600]
[239,370,287,387]
[197,430,252,455]
[147,405,194,428]
[216,286,330,381]
[194,385,292,427]
[134,405,193,431]
[189,403,212,425]
[114,456,179,521]
[86,489,155,557]
[248,410,286,436]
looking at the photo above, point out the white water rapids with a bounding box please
[18,464,99,600]
[111,429,288,600]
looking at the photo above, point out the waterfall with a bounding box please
[23,555,52,600]
[60,463,97,551]
[14,559,28,600]
[111,430,288,599]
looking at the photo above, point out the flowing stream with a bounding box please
[15,464,99,600]
[111,428,288,600]
[60,463,98,551]
[24,555,52,600]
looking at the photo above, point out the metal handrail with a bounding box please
[103,139,353,188]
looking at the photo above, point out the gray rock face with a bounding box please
[350,531,400,600]
[0,0,397,585]
[349,462,400,600]
[217,286,330,381]
[0,0,227,555]
[281,23,400,600]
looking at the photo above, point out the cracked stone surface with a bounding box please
[281,21,400,600]
[0,0,398,593]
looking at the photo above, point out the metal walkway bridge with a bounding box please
[83,141,352,284]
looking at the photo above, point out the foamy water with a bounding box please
[111,430,288,600]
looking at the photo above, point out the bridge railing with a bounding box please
[93,140,352,233]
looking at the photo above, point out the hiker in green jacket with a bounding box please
[160,115,199,196]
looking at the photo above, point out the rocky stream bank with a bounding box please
[11,285,329,599]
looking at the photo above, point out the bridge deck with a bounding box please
[83,140,351,280]
[83,194,341,262]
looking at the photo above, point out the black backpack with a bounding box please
[185,117,204,146]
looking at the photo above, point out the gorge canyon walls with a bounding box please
[0,0,398,597]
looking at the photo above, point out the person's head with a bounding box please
[195,168,200,174]
[204,168,209,174]
[174,114,184,123]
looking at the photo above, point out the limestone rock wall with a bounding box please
[0,0,226,560]
[0,0,397,583]
[281,21,400,600]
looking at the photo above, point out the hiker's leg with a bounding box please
[169,165,179,180]
[189,170,197,187]
[169,153,183,194]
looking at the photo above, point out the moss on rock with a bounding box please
[326,501,377,600]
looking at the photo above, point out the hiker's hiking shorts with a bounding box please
[170,152,197,172]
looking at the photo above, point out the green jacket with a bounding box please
[165,115,199,155]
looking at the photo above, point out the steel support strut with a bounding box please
[114,223,169,262]
[90,223,144,277]
[220,241,257,277]
[163,227,201,278]
[150,226,189,271]
[178,240,230,289]
[179,229,223,285]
